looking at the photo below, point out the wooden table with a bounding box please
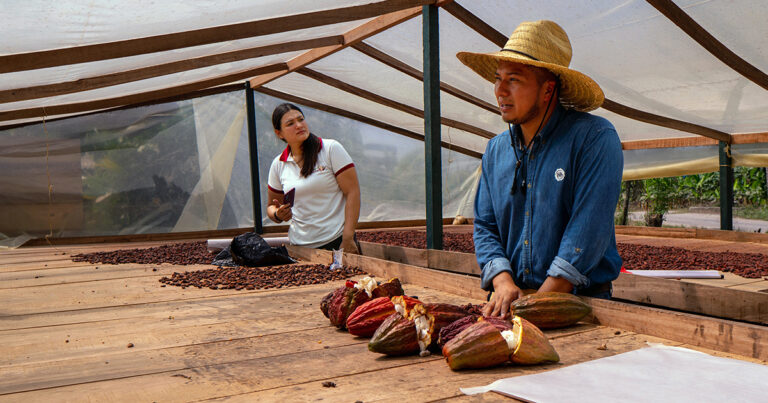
[1,242,766,402]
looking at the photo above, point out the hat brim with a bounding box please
[456,51,604,112]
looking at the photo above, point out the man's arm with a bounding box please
[473,155,525,317]
[544,126,624,290]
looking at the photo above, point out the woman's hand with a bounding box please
[482,272,525,319]
[340,235,359,254]
[271,199,293,222]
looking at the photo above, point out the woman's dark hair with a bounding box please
[272,103,321,178]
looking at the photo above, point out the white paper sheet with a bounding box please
[460,344,767,402]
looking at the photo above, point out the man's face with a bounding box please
[494,60,545,125]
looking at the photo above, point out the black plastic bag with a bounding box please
[211,232,295,267]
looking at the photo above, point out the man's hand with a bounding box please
[538,276,574,293]
[340,235,359,254]
[482,272,525,319]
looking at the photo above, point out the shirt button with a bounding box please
[525,210,529,216]
[527,183,532,188]
[525,268,530,274]
[529,154,534,160]
[524,239,529,245]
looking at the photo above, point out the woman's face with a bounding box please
[275,109,309,145]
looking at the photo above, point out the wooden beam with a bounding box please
[255,86,483,159]
[0,36,344,104]
[290,245,768,360]
[351,41,499,114]
[297,67,496,139]
[445,1,734,143]
[646,0,768,91]
[616,225,768,245]
[0,0,433,74]
[0,64,288,122]
[587,297,768,361]
[622,132,768,150]
[249,6,426,89]
[602,99,731,143]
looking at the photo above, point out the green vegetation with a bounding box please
[616,167,768,227]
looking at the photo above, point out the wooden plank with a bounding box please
[0,263,190,289]
[602,99,731,143]
[444,0,734,143]
[358,241,427,266]
[255,86,484,158]
[613,272,768,324]
[646,0,768,91]
[186,329,680,402]
[0,0,432,74]
[622,136,717,150]
[615,225,696,238]
[0,63,288,122]
[297,67,496,139]
[587,297,768,361]
[0,37,344,104]
[427,248,481,275]
[352,41,499,114]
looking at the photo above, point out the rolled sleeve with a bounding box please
[547,256,590,288]
[481,257,513,291]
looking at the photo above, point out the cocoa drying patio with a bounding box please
[1,227,767,401]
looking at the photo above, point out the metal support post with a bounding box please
[423,4,442,250]
[719,141,733,231]
[245,82,263,234]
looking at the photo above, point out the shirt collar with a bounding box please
[511,103,566,149]
[278,137,323,162]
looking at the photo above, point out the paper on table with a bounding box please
[626,269,723,279]
[460,344,767,402]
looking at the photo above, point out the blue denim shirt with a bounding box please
[473,103,623,293]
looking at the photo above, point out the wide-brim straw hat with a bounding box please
[457,20,604,112]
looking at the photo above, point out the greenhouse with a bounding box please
[1,1,767,401]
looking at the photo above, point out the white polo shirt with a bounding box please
[267,138,355,248]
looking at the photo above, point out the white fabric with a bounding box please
[267,138,353,247]
[460,344,768,402]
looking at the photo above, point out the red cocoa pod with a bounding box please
[320,290,335,318]
[368,313,419,356]
[347,295,420,337]
[328,286,371,329]
[511,292,591,329]
[371,277,404,299]
[437,315,479,347]
[506,316,560,365]
[424,303,471,335]
[442,321,511,370]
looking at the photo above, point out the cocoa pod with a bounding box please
[368,313,419,356]
[504,316,559,365]
[320,290,335,318]
[347,295,420,337]
[371,277,404,298]
[510,292,591,329]
[442,321,511,370]
[423,303,471,334]
[408,304,436,356]
[437,315,479,347]
[328,286,371,329]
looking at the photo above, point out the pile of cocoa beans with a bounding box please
[72,241,214,265]
[158,263,365,290]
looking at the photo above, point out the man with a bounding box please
[457,20,623,318]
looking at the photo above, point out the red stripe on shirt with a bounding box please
[268,184,284,194]
[335,163,355,176]
[279,146,290,162]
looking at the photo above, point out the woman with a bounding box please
[266,103,361,253]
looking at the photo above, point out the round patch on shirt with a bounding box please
[554,168,565,182]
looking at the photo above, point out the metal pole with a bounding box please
[423,4,442,250]
[245,82,263,234]
[719,141,733,231]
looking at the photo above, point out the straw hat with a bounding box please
[457,20,604,112]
